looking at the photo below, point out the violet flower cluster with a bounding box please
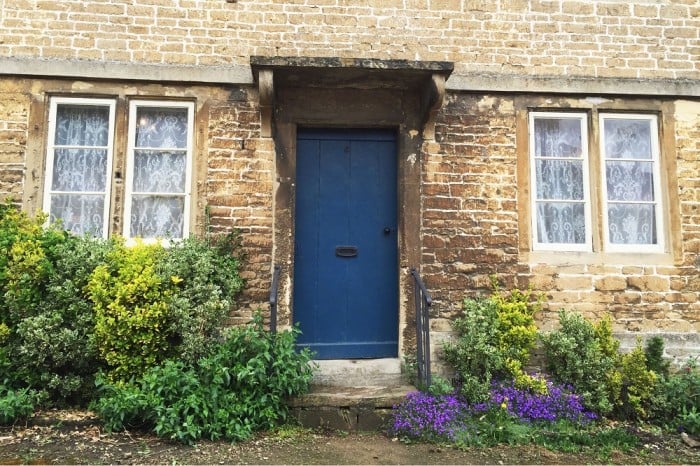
[488,380,598,424]
[388,391,470,442]
[389,379,598,442]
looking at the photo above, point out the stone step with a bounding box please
[289,359,416,431]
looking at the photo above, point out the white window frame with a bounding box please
[599,113,664,253]
[123,100,195,243]
[529,112,592,252]
[43,97,116,238]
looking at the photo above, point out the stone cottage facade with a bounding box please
[0,0,698,368]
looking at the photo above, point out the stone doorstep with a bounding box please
[289,362,416,431]
[289,377,416,432]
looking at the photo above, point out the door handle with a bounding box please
[335,246,358,257]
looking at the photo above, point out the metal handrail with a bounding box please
[410,267,432,388]
[269,264,281,335]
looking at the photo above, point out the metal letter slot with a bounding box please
[335,246,358,257]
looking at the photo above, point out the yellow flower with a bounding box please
[500,401,507,410]
[171,275,183,285]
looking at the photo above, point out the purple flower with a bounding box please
[389,391,470,442]
[487,379,597,424]
[389,378,597,443]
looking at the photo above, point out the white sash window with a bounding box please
[529,111,664,253]
[44,98,116,238]
[124,100,194,242]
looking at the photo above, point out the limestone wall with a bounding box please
[0,0,698,80]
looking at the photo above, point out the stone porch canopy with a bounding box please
[249,56,454,139]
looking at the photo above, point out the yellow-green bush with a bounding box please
[542,312,659,420]
[491,284,545,393]
[618,341,656,419]
[444,281,544,401]
[88,241,175,383]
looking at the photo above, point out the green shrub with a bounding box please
[0,205,59,327]
[444,296,501,402]
[617,341,656,420]
[0,384,44,425]
[678,405,700,436]
[92,312,314,444]
[11,235,113,404]
[649,357,700,434]
[157,233,244,364]
[0,204,244,407]
[443,283,542,402]
[87,234,244,383]
[0,205,106,405]
[540,311,617,415]
[644,336,670,377]
[87,240,174,383]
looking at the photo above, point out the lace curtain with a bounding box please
[533,117,586,244]
[49,105,110,236]
[603,118,657,245]
[129,107,189,239]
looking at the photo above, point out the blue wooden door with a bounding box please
[294,128,398,359]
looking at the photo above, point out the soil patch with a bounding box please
[0,410,698,465]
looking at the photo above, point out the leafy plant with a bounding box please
[649,357,700,433]
[156,233,243,364]
[92,312,314,444]
[0,205,244,410]
[616,341,656,420]
[0,205,107,405]
[444,283,543,402]
[426,375,454,396]
[88,240,174,383]
[532,422,638,460]
[644,336,670,377]
[444,296,501,402]
[0,384,44,425]
[11,235,112,404]
[540,311,618,415]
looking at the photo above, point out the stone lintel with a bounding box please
[250,55,454,73]
[447,73,700,97]
[2,56,697,98]
[0,56,254,84]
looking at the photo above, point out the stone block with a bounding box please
[627,276,670,292]
[594,276,627,291]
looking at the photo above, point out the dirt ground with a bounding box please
[1,411,699,465]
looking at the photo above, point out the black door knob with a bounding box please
[384,227,391,235]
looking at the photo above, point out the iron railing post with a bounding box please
[269,264,281,335]
[411,267,432,388]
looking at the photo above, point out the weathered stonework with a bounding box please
[0,0,697,367]
[0,81,29,203]
[1,1,698,80]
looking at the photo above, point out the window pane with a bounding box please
[55,105,110,146]
[607,203,656,244]
[533,118,582,158]
[135,107,189,149]
[49,194,104,236]
[606,160,654,202]
[535,159,584,200]
[52,149,108,192]
[133,150,187,193]
[603,119,652,160]
[130,195,184,239]
[536,202,586,244]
